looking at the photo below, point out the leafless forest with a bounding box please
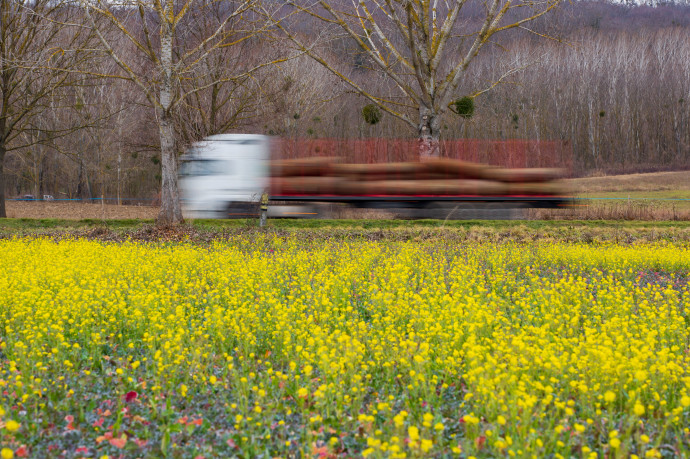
[2,0,690,209]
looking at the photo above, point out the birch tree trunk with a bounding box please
[117,143,122,206]
[0,142,6,218]
[158,110,182,225]
[156,1,183,225]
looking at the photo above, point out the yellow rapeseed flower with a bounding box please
[4,420,19,432]
[634,403,646,416]
[408,425,419,441]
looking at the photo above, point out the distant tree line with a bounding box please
[1,0,689,216]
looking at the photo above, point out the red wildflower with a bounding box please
[475,435,486,449]
[109,434,127,449]
[65,415,75,430]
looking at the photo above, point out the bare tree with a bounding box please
[0,0,95,217]
[81,0,283,225]
[260,53,344,137]
[276,0,563,157]
[173,11,287,144]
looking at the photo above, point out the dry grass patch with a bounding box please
[567,170,690,193]
[531,201,690,221]
[6,201,158,220]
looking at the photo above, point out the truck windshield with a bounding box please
[179,160,226,177]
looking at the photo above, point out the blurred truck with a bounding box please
[179,134,572,219]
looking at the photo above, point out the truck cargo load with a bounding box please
[179,135,573,219]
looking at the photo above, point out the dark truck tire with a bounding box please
[226,202,260,219]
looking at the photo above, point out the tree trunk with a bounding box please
[117,107,124,205]
[418,107,441,159]
[117,148,121,206]
[156,1,183,226]
[0,142,5,218]
[157,110,183,226]
[33,147,41,200]
[77,153,93,201]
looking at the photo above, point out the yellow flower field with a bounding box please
[0,237,688,458]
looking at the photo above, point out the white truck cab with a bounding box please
[179,134,269,219]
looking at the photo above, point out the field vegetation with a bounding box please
[0,232,688,458]
[529,171,690,221]
[568,171,690,212]
[568,171,690,195]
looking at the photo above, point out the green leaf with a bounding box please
[161,429,170,457]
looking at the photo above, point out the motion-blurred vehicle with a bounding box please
[179,134,268,218]
[179,134,572,219]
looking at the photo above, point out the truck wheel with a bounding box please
[226,202,260,219]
